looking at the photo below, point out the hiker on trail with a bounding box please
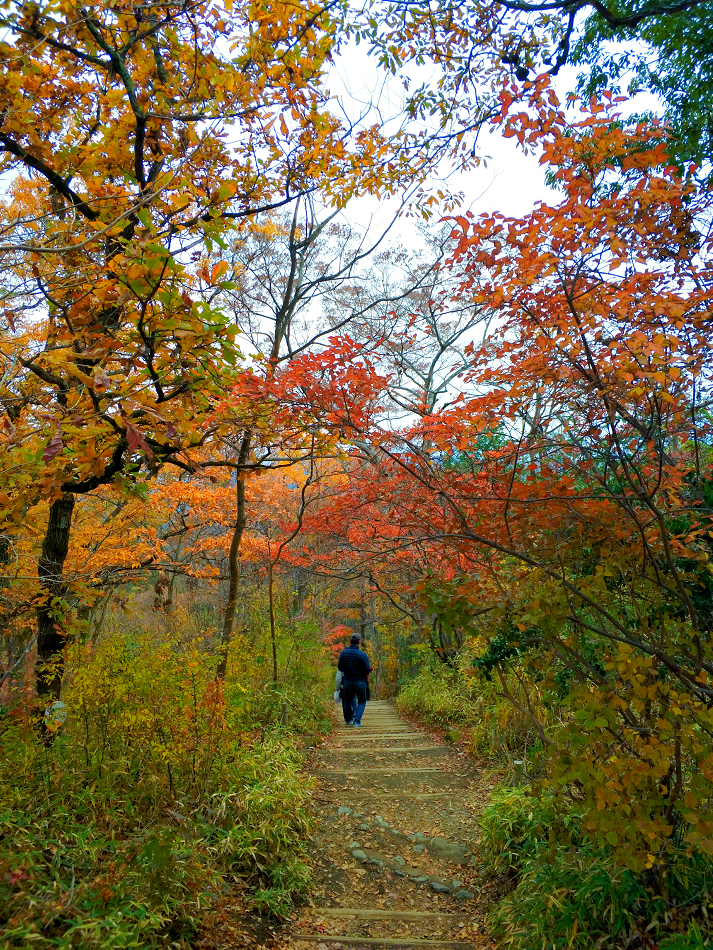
[337,633,372,727]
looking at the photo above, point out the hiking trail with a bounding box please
[287,701,497,950]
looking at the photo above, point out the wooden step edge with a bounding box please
[329,747,443,752]
[334,736,429,740]
[292,936,472,948]
[308,909,467,920]
[315,767,449,774]
[370,791,447,799]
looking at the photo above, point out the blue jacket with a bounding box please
[338,645,372,681]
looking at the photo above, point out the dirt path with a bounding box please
[288,701,497,950]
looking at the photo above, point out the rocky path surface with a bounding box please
[288,701,496,950]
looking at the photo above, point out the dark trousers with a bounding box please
[342,679,367,724]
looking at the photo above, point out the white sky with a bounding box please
[323,38,565,238]
[324,39,662,243]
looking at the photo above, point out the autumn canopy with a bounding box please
[2,0,713,945]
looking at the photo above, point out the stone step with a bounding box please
[352,720,408,725]
[330,746,443,752]
[337,732,422,737]
[338,726,424,739]
[363,715,404,718]
[369,791,448,800]
[340,732,420,749]
[361,718,405,722]
[363,792,449,801]
[315,767,449,774]
[339,732,422,749]
[310,909,465,920]
[292,937,471,948]
[337,736,423,741]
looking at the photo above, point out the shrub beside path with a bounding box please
[287,700,497,950]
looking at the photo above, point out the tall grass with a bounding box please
[1,620,331,948]
[396,654,560,769]
[481,787,713,949]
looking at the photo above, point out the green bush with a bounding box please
[397,664,476,726]
[397,657,557,762]
[480,786,713,949]
[0,627,322,948]
[238,677,332,738]
[478,785,565,877]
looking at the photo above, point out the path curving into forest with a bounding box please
[287,701,497,950]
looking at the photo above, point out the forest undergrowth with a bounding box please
[0,605,332,949]
[399,659,713,950]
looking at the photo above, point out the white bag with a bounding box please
[334,670,344,703]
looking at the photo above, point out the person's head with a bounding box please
[350,633,361,647]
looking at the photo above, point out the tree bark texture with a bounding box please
[36,492,75,699]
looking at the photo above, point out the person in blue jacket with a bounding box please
[337,633,372,727]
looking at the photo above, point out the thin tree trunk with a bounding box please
[268,547,278,682]
[265,444,315,684]
[91,591,111,643]
[36,492,75,700]
[216,430,251,680]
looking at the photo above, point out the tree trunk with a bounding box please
[268,554,278,682]
[292,570,307,618]
[36,492,75,700]
[216,431,251,680]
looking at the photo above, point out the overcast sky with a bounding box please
[323,39,571,243]
[325,37,661,242]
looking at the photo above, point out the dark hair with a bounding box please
[350,634,361,645]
